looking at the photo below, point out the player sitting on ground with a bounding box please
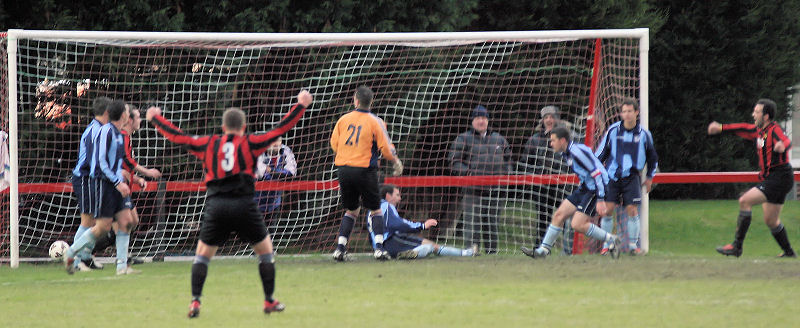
[147,90,312,318]
[369,184,479,259]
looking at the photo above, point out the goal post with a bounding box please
[3,29,649,267]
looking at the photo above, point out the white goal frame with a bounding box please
[5,28,649,268]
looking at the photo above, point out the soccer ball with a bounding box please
[49,240,69,259]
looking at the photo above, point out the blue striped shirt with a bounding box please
[90,123,124,185]
[562,141,609,198]
[72,119,103,177]
[369,200,425,245]
[595,122,659,180]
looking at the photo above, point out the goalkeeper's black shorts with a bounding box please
[336,166,380,211]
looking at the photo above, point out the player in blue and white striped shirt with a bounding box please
[595,99,658,255]
[65,100,135,275]
[521,127,621,259]
[69,97,110,271]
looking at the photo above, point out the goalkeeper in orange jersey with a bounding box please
[330,86,403,261]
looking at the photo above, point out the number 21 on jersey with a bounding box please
[345,124,362,146]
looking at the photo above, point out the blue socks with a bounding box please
[414,244,435,258]
[436,246,464,257]
[627,215,640,249]
[538,224,563,252]
[586,223,611,242]
[115,231,130,271]
[74,225,93,262]
[66,229,97,259]
[600,216,613,248]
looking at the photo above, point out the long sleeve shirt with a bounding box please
[721,121,792,179]
[595,121,659,180]
[562,141,609,198]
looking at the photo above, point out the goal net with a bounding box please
[1,29,648,264]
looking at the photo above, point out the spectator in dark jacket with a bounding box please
[518,106,575,247]
[449,105,511,254]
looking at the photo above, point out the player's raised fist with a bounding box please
[707,121,722,135]
[146,106,162,121]
[297,90,313,108]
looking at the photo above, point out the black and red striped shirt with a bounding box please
[151,103,306,196]
[722,121,792,180]
[121,130,138,176]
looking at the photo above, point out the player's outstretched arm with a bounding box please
[135,166,162,179]
[146,106,211,158]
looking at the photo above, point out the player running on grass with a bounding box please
[707,98,796,258]
[521,127,621,259]
[147,90,312,318]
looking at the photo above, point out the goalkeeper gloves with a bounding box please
[392,159,403,176]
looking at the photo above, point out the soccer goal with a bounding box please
[1,29,649,267]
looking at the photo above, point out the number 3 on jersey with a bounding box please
[221,142,235,172]
[345,124,362,146]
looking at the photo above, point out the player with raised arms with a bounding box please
[147,90,312,318]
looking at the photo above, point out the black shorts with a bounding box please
[566,186,598,216]
[336,166,380,211]
[756,166,794,204]
[200,196,268,246]
[72,175,94,215]
[384,233,424,258]
[94,179,130,219]
[604,175,642,206]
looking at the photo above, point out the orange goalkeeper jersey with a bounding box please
[330,108,397,168]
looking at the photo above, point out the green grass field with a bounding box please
[3,200,800,327]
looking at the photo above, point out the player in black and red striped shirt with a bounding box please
[147,90,312,318]
[708,98,796,258]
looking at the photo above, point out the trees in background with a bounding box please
[2,0,799,198]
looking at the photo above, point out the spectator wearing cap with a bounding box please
[518,106,576,249]
[449,105,512,254]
